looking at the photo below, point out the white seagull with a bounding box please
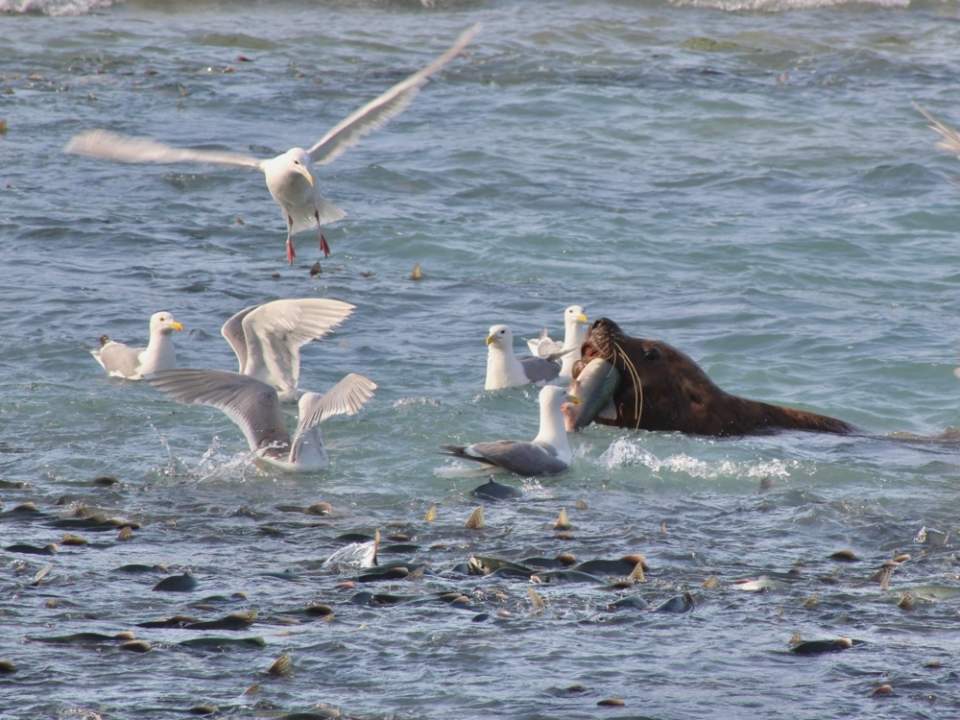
[220,298,355,402]
[148,369,376,473]
[65,25,479,264]
[526,305,589,379]
[442,386,578,477]
[91,311,184,380]
[484,324,568,391]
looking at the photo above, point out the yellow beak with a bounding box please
[485,335,495,346]
[567,395,582,405]
[171,321,184,332]
[296,164,315,187]
[576,313,589,324]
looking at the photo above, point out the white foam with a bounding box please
[599,437,796,481]
[0,0,120,15]
[393,396,441,409]
[670,0,908,10]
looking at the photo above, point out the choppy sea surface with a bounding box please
[3,0,960,717]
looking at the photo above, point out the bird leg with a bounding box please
[315,210,330,257]
[286,215,296,265]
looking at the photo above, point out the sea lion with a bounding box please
[573,318,854,436]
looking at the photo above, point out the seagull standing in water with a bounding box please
[65,25,478,264]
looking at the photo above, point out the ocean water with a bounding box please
[3,0,960,717]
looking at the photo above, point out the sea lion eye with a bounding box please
[643,347,661,362]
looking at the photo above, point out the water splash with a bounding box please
[669,0,911,10]
[0,0,121,15]
[599,437,797,481]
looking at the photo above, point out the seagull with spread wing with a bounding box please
[148,369,377,473]
[220,298,355,402]
[65,25,478,264]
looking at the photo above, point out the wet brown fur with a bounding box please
[578,318,854,437]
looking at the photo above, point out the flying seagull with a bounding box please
[65,24,479,264]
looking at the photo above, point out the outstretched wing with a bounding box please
[220,305,259,372]
[65,130,262,169]
[240,298,356,396]
[307,24,478,166]
[526,328,564,358]
[916,104,960,156]
[290,373,377,463]
[147,369,288,452]
[295,373,377,433]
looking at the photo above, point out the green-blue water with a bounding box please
[3,1,960,717]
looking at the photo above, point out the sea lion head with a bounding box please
[581,317,624,363]
[579,317,722,431]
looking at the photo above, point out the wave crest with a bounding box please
[0,0,121,15]
[670,0,910,9]
[599,438,796,481]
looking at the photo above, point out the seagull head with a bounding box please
[540,384,580,411]
[282,147,315,187]
[149,311,184,336]
[564,305,589,330]
[485,324,512,349]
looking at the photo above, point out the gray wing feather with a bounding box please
[65,130,262,169]
[463,441,568,476]
[93,342,143,378]
[147,369,289,452]
[520,356,561,383]
[240,299,356,394]
[220,305,258,372]
[307,24,478,166]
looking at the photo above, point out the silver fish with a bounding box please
[567,358,620,429]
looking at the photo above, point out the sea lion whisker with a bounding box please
[614,342,643,430]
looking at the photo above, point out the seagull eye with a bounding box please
[499,330,505,334]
